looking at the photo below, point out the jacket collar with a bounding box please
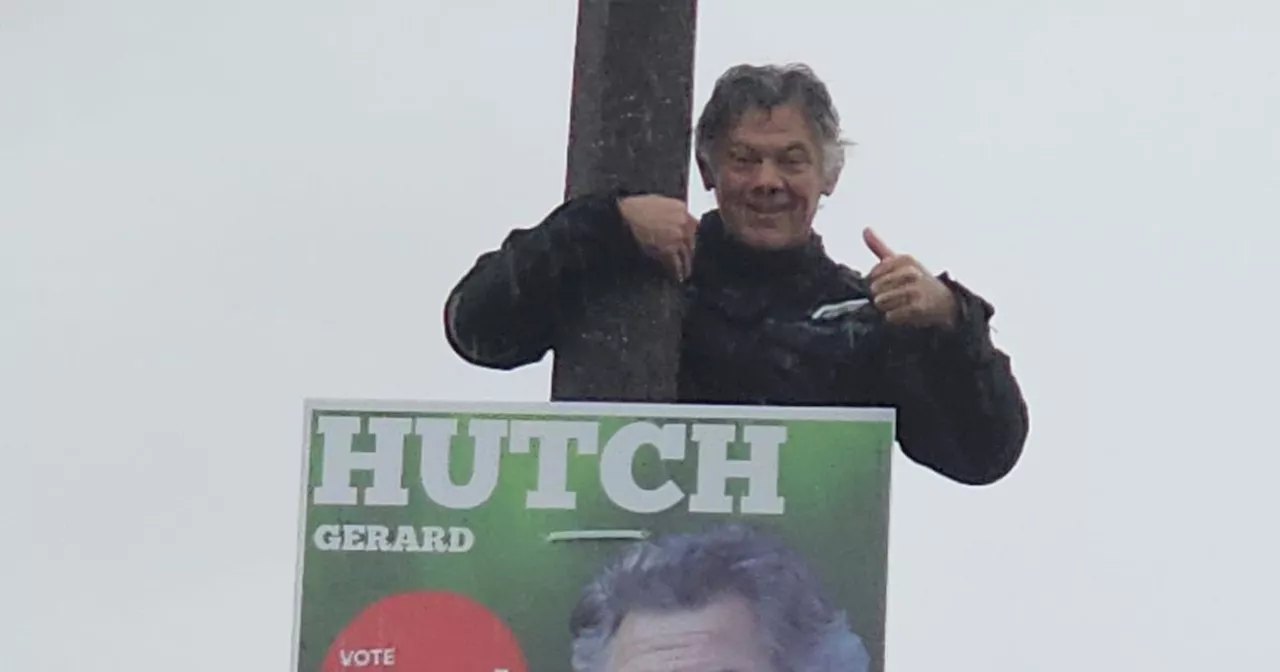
[696,210,828,280]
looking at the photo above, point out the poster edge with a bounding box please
[299,398,897,423]
[288,399,317,672]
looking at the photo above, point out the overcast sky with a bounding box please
[3,1,1278,670]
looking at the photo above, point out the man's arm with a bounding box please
[443,192,646,370]
[877,274,1030,485]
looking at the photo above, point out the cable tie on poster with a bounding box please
[544,529,650,543]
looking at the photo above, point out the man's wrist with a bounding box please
[927,274,993,359]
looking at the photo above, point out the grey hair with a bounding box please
[695,63,852,186]
[568,523,870,672]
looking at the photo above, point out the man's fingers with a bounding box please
[883,301,927,325]
[863,227,895,261]
[873,287,916,313]
[883,306,919,325]
[672,246,693,282]
[869,266,921,296]
[665,253,683,282]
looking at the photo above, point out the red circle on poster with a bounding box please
[322,590,527,672]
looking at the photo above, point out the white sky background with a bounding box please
[3,0,1278,669]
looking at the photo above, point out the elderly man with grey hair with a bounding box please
[569,523,870,672]
[444,63,1029,486]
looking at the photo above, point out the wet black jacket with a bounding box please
[443,192,1029,485]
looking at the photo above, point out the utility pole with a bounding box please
[551,0,698,403]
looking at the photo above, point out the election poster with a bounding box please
[290,400,896,672]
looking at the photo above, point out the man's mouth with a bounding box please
[745,203,792,215]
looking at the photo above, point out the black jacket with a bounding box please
[443,192,1030,486]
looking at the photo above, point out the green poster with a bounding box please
[291,400,895,672]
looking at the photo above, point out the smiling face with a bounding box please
[704,102,834,250]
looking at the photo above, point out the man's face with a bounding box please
[707,102,832,250]
[605,594,776,672]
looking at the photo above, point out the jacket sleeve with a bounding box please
[443,191,648,370]
[876,274,1030,485]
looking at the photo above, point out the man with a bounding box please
[568,523,870,672]
[443,63,1029,486]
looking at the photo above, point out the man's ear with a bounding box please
[821,166,842,197]
[696,157,715,191]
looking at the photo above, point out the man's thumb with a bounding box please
[863,227,895,260]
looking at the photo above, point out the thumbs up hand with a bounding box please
[863,228,959,330]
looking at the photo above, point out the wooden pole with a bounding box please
[551,0,698,403]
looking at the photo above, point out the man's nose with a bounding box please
[752,160,784,191]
